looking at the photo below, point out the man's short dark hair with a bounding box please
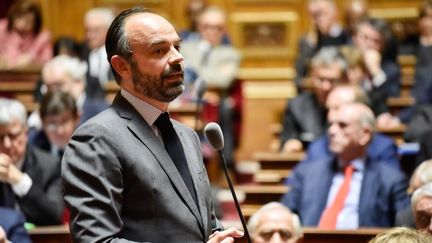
[105,7,154,83]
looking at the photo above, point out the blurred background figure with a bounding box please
[29,55,108,131]
[181,6,241,168]
[0,0,52,69]
[81,7,115,99]
[344,0,368,42]
[29,91,80,159]
[279,47,348,153]
[368,227,432,243]
[411,182,432,234]
[53,36,82,58]
[0,98,63,226]
[281,103,409,229]
[0,207,31,243]
[247,202,303,243]
[295,0,347,91]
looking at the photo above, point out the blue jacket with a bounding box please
[0,207,32,243]
[305,133,399,169]
[281,155,409,227]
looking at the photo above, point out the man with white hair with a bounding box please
[248,202,303,243]
[82,7,115,99]
[41,54,108,125]
[281,103,409,228]
[412,182,432,234]
[0,98,63,225]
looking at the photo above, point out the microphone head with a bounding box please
[204,122,224,151]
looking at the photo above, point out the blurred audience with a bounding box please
[247,202,303,243]
[53,36,82,57]
[81,7,115,99]
[0,207,31,243]
[0,0,52,69]
[28,55,108,130]
[29,91,80,158]
[396,159,432,227]
[416,128,432,167]
[369,227,432,243]
[344,0,368,42]
[352,18,401,99]
[0,98,63,225]
[412,182,432,234]
[281,103,409,228]
[305,84,399,168]
[295,0,347,90]
[279,47,348,152]
[181,6,241,167]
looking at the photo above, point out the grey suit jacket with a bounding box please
[62,94,222,242]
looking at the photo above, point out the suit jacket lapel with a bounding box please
[358,157,379,226]
[176,127,207,235]
[112,94,205,236]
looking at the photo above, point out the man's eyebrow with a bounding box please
[149,38,182,47]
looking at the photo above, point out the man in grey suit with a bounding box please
[62,7,243,243]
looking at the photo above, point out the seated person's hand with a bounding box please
[377,112,401,129]
[363,49,382,77]
[0,153,24,184]
[207,227,244,243]
[281,139,303,153]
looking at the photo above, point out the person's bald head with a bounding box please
[326,84,369,121]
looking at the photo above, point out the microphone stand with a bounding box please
[217,150,252,243]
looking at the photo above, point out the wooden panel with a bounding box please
[29,225,72,243]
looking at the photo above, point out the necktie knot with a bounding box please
[155,112,172,130]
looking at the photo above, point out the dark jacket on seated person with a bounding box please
[0,207,31,243]
[305,132,399,168]
[0,145,63,225]
[279,92,327,149]
[281,155,409,227]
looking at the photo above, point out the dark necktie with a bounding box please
[155,112,197,205]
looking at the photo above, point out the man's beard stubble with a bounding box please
[131,60,185,102]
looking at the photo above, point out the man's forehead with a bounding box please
[417,196,432,210]
[125,13,178,43]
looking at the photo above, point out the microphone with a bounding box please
[194,78,207,131]
[204,122,252,243]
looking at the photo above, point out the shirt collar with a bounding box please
[338,157,365,172]
[120,89,163,126]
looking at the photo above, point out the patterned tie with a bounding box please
[318,164,354,229]
[154,112,197,205]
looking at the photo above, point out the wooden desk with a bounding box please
[376,124,406,145]
[29,225,72,243]
[236,184,288,205]
[235,227,385,243]
[387,96,415,115]
[253,151,305,170]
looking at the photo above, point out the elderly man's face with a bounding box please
[123,13,185,102]
[328,106,363,158]
[198,11,226,46]
[85,17,109,49]
[415,196,432,234]
[253,209,299,243]
[0,119,28,164]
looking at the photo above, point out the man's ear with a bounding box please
[358,127,373,146]
[111,55,131,78]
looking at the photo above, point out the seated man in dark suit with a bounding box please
[281,103,409,228]
[0,98,63,225]
[305,84,399,168]
[279,47,348,152]
[29,91,80,158]
[0,207,31,243]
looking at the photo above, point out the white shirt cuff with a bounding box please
[11,173,33,197]
[372,70,386,87]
